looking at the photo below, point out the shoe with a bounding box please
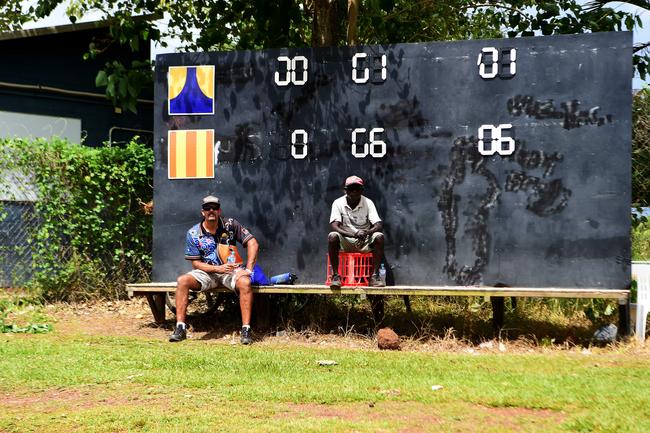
[370,273,385,287]
[330,273,342,289]
[169,324,187,342]
[240,326,253,345]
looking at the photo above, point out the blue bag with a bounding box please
[250,263,271,285]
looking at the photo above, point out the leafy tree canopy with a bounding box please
[1,0,646,112]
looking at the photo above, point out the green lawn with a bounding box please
[1,331,649,433]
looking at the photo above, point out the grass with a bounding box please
[1,331,650,433]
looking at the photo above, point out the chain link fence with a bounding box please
[0,170,39,288]
[0,201,38,287]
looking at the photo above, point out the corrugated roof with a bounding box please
[0,20,109,41]
[0,14,158,42]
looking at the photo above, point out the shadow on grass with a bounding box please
[175,294,620,346]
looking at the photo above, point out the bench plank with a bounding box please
[127,283,628,300]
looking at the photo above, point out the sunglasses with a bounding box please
[202,205,220,211]
[345,185,363,192]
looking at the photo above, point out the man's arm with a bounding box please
[244,237,259,272]
[353,222,383,240]
[367,221,383,235]
[356,198,383,238]
[330,221,359,238]
[191,260,238,274]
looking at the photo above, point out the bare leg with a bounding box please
[235,275,253,326]
[328,232,341,274]
[371,233,385,274]
[175,274,201,324]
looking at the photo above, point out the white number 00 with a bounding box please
[275,55,309,86]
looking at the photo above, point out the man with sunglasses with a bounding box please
[328,175,385,289]
[170,195,259,344]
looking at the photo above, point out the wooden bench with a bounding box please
[127,283,631,335]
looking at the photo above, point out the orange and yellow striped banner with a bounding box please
[168,129,215,179]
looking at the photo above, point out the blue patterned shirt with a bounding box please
[184,217,254,265]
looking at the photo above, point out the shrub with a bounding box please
[632,221,650,261]
[0,138,153,300]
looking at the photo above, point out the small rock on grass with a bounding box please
[377,327,400,350]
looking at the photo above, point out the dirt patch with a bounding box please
[46,299,170,340]
[282,401,441,430]
[480,404,566,428]
[280,401,566,433]
[1,385,169,413]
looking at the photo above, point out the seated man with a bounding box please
[328,175,385,288]
[170,195,259,344]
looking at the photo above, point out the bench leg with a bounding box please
[254,293,271,330]
[145,293,166,324]
[402,295,412,315]
[369,295,385,324]
[491,296,505,336]
[618,298,631,338]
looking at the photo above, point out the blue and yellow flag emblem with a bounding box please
[168,65,214,115]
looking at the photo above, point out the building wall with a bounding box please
[0,25,152,146]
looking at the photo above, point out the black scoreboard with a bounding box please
[153,31,632,288]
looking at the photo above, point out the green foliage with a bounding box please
[4,0,647,112]
[0,138,153,301]
[582,299,616,323]
[94,59,153,114]
[0,295,52,334]
[632,220,650,260]
[355,0,503,44]
[0,0,31,32]
[633,88,650,209]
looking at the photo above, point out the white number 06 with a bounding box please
[478,124,515,156]
[352,127,386,158]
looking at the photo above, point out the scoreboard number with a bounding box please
[275,55,309,86]
[352,53,387,84]
[291,129,309,159]
[352,127,386,158]
[478,124,515,156]
[477,47,516,79]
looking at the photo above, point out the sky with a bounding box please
[21,1,650,89]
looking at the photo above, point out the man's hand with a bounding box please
[213,263,239,273]
[355,229,368,239]
[354,229,369,247]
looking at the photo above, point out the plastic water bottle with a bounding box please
[270,273,297,284]
[379,263,386,284]
[227,248,236,264]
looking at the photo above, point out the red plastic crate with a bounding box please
[325,252,374,286]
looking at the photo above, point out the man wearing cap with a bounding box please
[328,175,385,288]
[169,195,259,344]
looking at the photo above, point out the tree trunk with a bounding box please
[347,0,359,46]
[312,0,339,47]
